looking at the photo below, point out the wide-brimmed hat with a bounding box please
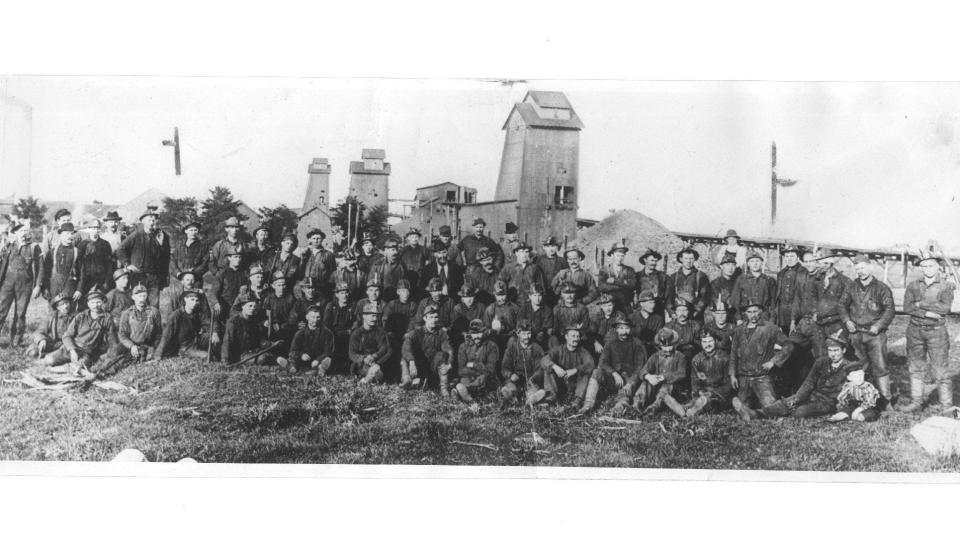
[639,249,662,262]
[180,289,202,302]
[607,241,628,255]
[176,270,197,281]
[541,236,560,247]
[468,319,486,333]
[724,229,740,240]
[103,211,122,222]
[424,277,443,292]
[58,222,76,233]
[471,217,486,226]
[438,225,452,237]
[655,327,680,347]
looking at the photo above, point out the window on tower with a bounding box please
[445,190,457,202]
[554,186,575,206]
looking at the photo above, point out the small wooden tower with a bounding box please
[349,148,390,210]
[495,91,583,247]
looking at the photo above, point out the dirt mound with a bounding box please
[574,210,686,272]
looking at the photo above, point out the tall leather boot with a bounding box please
[439,371,450,398]
[875,375,892,410]
[897,375,926,413]
[938,380,954,411]
[577,378,601,415]
[684,395,709,418]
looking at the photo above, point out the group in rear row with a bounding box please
[0,211,955,421]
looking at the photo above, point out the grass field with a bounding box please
[2,301,960,470]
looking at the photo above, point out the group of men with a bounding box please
[0,213,955,421]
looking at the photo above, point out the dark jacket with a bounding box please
[117,229,171,280]
[728,321,793,378]
[845,276,896,331]
[904,274,955,327]
[796,357,860,405]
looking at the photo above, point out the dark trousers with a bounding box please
[0,273,33,336]
[906,323,954,384]
[736,375,778,408]
[762,398,835,419]
[849,329,888,379]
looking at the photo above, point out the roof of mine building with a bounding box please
[502,91,583,130]
[361,149,385,159]
[349,161,392,175]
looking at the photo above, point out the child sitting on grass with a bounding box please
[828,367,881,423]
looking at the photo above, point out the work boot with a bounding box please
[577,378,600,415]
[897,376,926,413]
[938,380,955,412]
[684,395,709,418]
[526,388,547,407]
[875,375,893,408]
[439,372,450,398]
[732,397,758,422]
[569,396,584,412]
[276,356,289,371]
[662,394,686,417]
[454,383,473,403]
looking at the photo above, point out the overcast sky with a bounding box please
[2,77,959,252]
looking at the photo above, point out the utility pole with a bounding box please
[770,141,797,232]
[162,127,181,175]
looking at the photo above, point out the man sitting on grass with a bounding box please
[590,313,646,415]
[734,331,858,421]
[278,305,334,375]
[685,329,733,418]
[612,327,688,417]
[401,305,453,393]
[453,319,500,404]
[27,293,75,359]
[41,289,117,377]
[351,302,392,385]
[108,283,163,369]
[221,292,277,366]
[539,323,594,411]
[499,320,547,406]
[157,290,209,359]
[829,365,881,423]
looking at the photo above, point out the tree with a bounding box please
[12,196,47,228]
[257,204,299,242]
[199,186,249,243]
[159,196,199,242]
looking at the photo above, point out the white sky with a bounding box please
[3,77,960,251]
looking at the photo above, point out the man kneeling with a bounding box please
[454,319,500,403]
[278,305,334,375]
[734,331,858,421]
[27,293,75,358]
[612,328,688,417]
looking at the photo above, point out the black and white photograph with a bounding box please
[4,76,960,471]
[2,4,960,550]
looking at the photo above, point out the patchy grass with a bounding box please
[1,310,960,470]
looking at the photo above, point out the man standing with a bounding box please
[499,242,546,308]
[263,232,301,284]
[422,239,462,300]
[729,302,794,416]
[730,250,777,323]
[666,247,710,322]
[355,232,383,275]
[501,222,521,267]
[709,253,739,322]
[0,223,42,346]
[536,236,567,307]
[715,229,747,269]
[208,217,248,277]
[598,241,636,313]
[898,252,956,413]
[300,229,336,302]
[100,211,125,259]
[330,249,366,302]
[43,208,73,255]
[117,211,171,306]
[629,290,664,356]
[170,221,208,283]
[248,225,274,269]
[550,248,599,306]
[434,225,460,268]
[518,283,555,351]
[665,296,702,364]
[843,254,896,405]
[812,248,853,353]
[463,247,500,306]
[42,223,80,304]
[76,219,113,306]
[636,249,668,317]
[368,237,405,302]
[774,244,807,334]
[400,229,431,294]
[158,270,202,324]
[457,218,503,269]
